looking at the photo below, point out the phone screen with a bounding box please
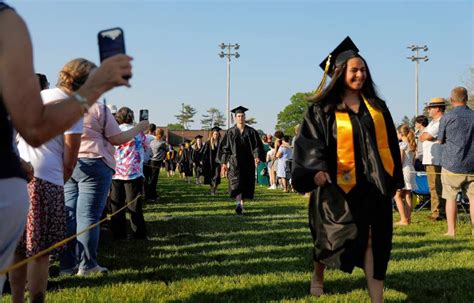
[98,27,126,62]
[139,109,149,122]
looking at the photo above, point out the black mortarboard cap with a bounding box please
[319,36,359,76]
[184,139,191,144]
[230,106,248,114]
[195,135,203,139]
[211,126,222,132]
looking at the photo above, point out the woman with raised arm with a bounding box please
[0,3,132,294]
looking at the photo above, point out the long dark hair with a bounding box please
[307,55,384,112]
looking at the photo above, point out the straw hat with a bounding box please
[425,97,448,108]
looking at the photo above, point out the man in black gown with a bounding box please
[217,106,266,214]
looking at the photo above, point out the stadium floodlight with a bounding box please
[406,44,429,116]
[218,43,241,129]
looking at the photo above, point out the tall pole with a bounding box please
[181,102,184,143]
[415,49,419,116]
[219,43,240,129]
[406,45,428,116]
[226,54,231,129]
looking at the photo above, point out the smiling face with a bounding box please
[344,57,367,91]
[212,131,219,140]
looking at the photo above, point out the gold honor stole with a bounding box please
[335,95,395,193]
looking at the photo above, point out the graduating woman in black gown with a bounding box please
[202,127,222,195]
[177,140,193,183]
[292,37,403,302]
[217,106,266,214]
[191,135,205,185]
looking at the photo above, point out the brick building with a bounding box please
[157,128,226,146]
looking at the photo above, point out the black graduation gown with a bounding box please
[178,148,193,177]
[292,100,403,280]
[217,125,266,199]
[202,141,221,186]
[165,150,176,171]
[191,144,206,177]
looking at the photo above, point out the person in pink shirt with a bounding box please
[60,103,148,276]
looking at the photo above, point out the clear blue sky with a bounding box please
[10,0,473,133]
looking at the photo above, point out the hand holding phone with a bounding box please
[139,109,149,122]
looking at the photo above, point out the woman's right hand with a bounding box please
[136,120,149,132]
[77,54,133,105]
[313,171,332,187]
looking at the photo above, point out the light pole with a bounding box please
[406,45,429,116]
[181,102,184,143]
[219,43,240,129]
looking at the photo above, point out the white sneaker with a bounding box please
[268,185,277,190]
[77,265,109,277]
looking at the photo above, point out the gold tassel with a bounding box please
[313,55,332,95]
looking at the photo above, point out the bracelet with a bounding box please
[72,92,90,113]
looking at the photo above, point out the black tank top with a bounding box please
[0,3,26,180]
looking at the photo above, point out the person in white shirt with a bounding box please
[420,97,447,221]
[394,124,418,225]
[10,58,92,303]
[414,115,428,171]
[143,123,156,199]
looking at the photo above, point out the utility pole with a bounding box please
[406,45,429,116]
[181,102,184,143]
[218,43,240,129]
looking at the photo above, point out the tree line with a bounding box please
[168,105,257,130]
[167,68,473,132]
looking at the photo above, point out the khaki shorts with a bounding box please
[441,168,474,200]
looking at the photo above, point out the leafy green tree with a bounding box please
[400,115,411,127]
[245,117,257,125]
[166,123,184,130]
[461,67,474,108]
[201,108,226,130]
[275,92,312,135]
[399,115,417,129]
[175,104,197,129]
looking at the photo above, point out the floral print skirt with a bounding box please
[16,177,66,257]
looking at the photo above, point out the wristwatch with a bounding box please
[72,92,90,113]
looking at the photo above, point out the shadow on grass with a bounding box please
[42,176,473,303]
[387,268,474,302]
[158,268,474,303]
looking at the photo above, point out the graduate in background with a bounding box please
[191,135,205,185]
[217,106,266,214]
[177,140,193,183]
[202,126,222,195]
[165,144,176,177]
[292,37,403,302]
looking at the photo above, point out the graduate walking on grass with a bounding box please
[292,37,403,302]
[178,140,193,183]
[202,127,223,195]
[217,106,266,214]
[191,135,205,185]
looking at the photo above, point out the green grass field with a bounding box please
[3,174,474,302]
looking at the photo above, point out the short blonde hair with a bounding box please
[57,58,97,92]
